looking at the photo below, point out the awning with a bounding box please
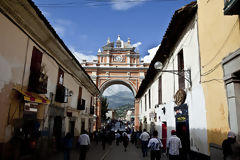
[13,86,50,104]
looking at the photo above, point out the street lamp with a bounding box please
[154,61,192,86]
[93,114,97,121]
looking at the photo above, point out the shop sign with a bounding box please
[174,89,186,106]
[174,104,188,122]
[24,102,38,112]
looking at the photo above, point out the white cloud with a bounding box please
[71,47,97,63]
[132,42,142,49]
[53,19,73,37]
[111,0,146,10]
[142,45,160,63]
[103,85,131,96]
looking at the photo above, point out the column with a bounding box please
[134,99,140,131]
[96,98,101,130]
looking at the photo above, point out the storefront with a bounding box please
[9,86,50,157]
[48,105,65,150]
[174,103,190,158]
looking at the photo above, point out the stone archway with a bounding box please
[81,35,149,130]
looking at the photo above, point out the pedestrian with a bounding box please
[122,132,129,152]
[222,131,237,160]
[101,129,106,150]
[167,130,182,160]
[63,132,73,160]
[93,131,99,145]
[148,130,163,160]
[139,129,150,157]
[78,130,90,160]
[116,130,121,146]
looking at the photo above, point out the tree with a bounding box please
[100,96,108,122]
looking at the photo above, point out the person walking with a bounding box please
[116,130,121,146]
[167,130,182,160]
[148,130,163,160]
[139,129,150,157]
[63,132,73,160]
[101,129,106,150]
[78,130,90,160]
[222,131,237,160]
[122,132,129,152]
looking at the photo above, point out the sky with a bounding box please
[33,0,193,96]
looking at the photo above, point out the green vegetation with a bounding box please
[114,104,134,119]
[100,96,108,122]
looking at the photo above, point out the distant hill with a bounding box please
[106,91,134,109]
[114,104,134,119]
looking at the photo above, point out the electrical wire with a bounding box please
[201,78,223,83]
[36,0,178,7]
[200,62,221,76]
[202,19,238,68]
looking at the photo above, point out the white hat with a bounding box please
[227,131,236,138]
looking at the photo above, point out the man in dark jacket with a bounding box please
[222,131,236,160]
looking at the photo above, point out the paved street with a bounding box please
[47,141,168,160]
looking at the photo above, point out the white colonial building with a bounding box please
[0,1,99,158]
[136,2,209,158]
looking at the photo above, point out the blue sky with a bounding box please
[33,0,193,63]
[33,0,193,97]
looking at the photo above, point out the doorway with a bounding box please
[162,122,167,151]
[53,116,62,149]
[69,121,75,137]
[174,104,190,159]
[81,120,85,132]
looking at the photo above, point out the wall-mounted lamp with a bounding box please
[68,90,73,97]
[154,61,192,86]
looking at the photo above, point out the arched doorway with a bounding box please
[81,36,150,130]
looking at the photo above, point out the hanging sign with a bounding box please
[174,104,188,122]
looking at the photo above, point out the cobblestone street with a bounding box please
[47,142,168,160]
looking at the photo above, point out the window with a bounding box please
[90,96,94,114]
[28,46,48,94]
[55,85,68,103]
[158,76,162,104]
[178,50,185,89]
[149,89,151,109]
[77,87,83,110]
[57,68,64,85]
[55,68,68,103]
[224,0,240,15]
[30,46,43,72]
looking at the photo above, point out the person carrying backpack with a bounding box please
[148,130,163,160]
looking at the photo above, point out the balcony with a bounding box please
[55,84,68,103]
[77,99,85,110]
[28,71,48,94]
[224,0,240,15]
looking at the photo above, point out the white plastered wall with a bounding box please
[0,12,95,140]
[138,16,208,155]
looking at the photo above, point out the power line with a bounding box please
[201,62,221,76]
[202,19,238,68]
[36,0,177,8]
